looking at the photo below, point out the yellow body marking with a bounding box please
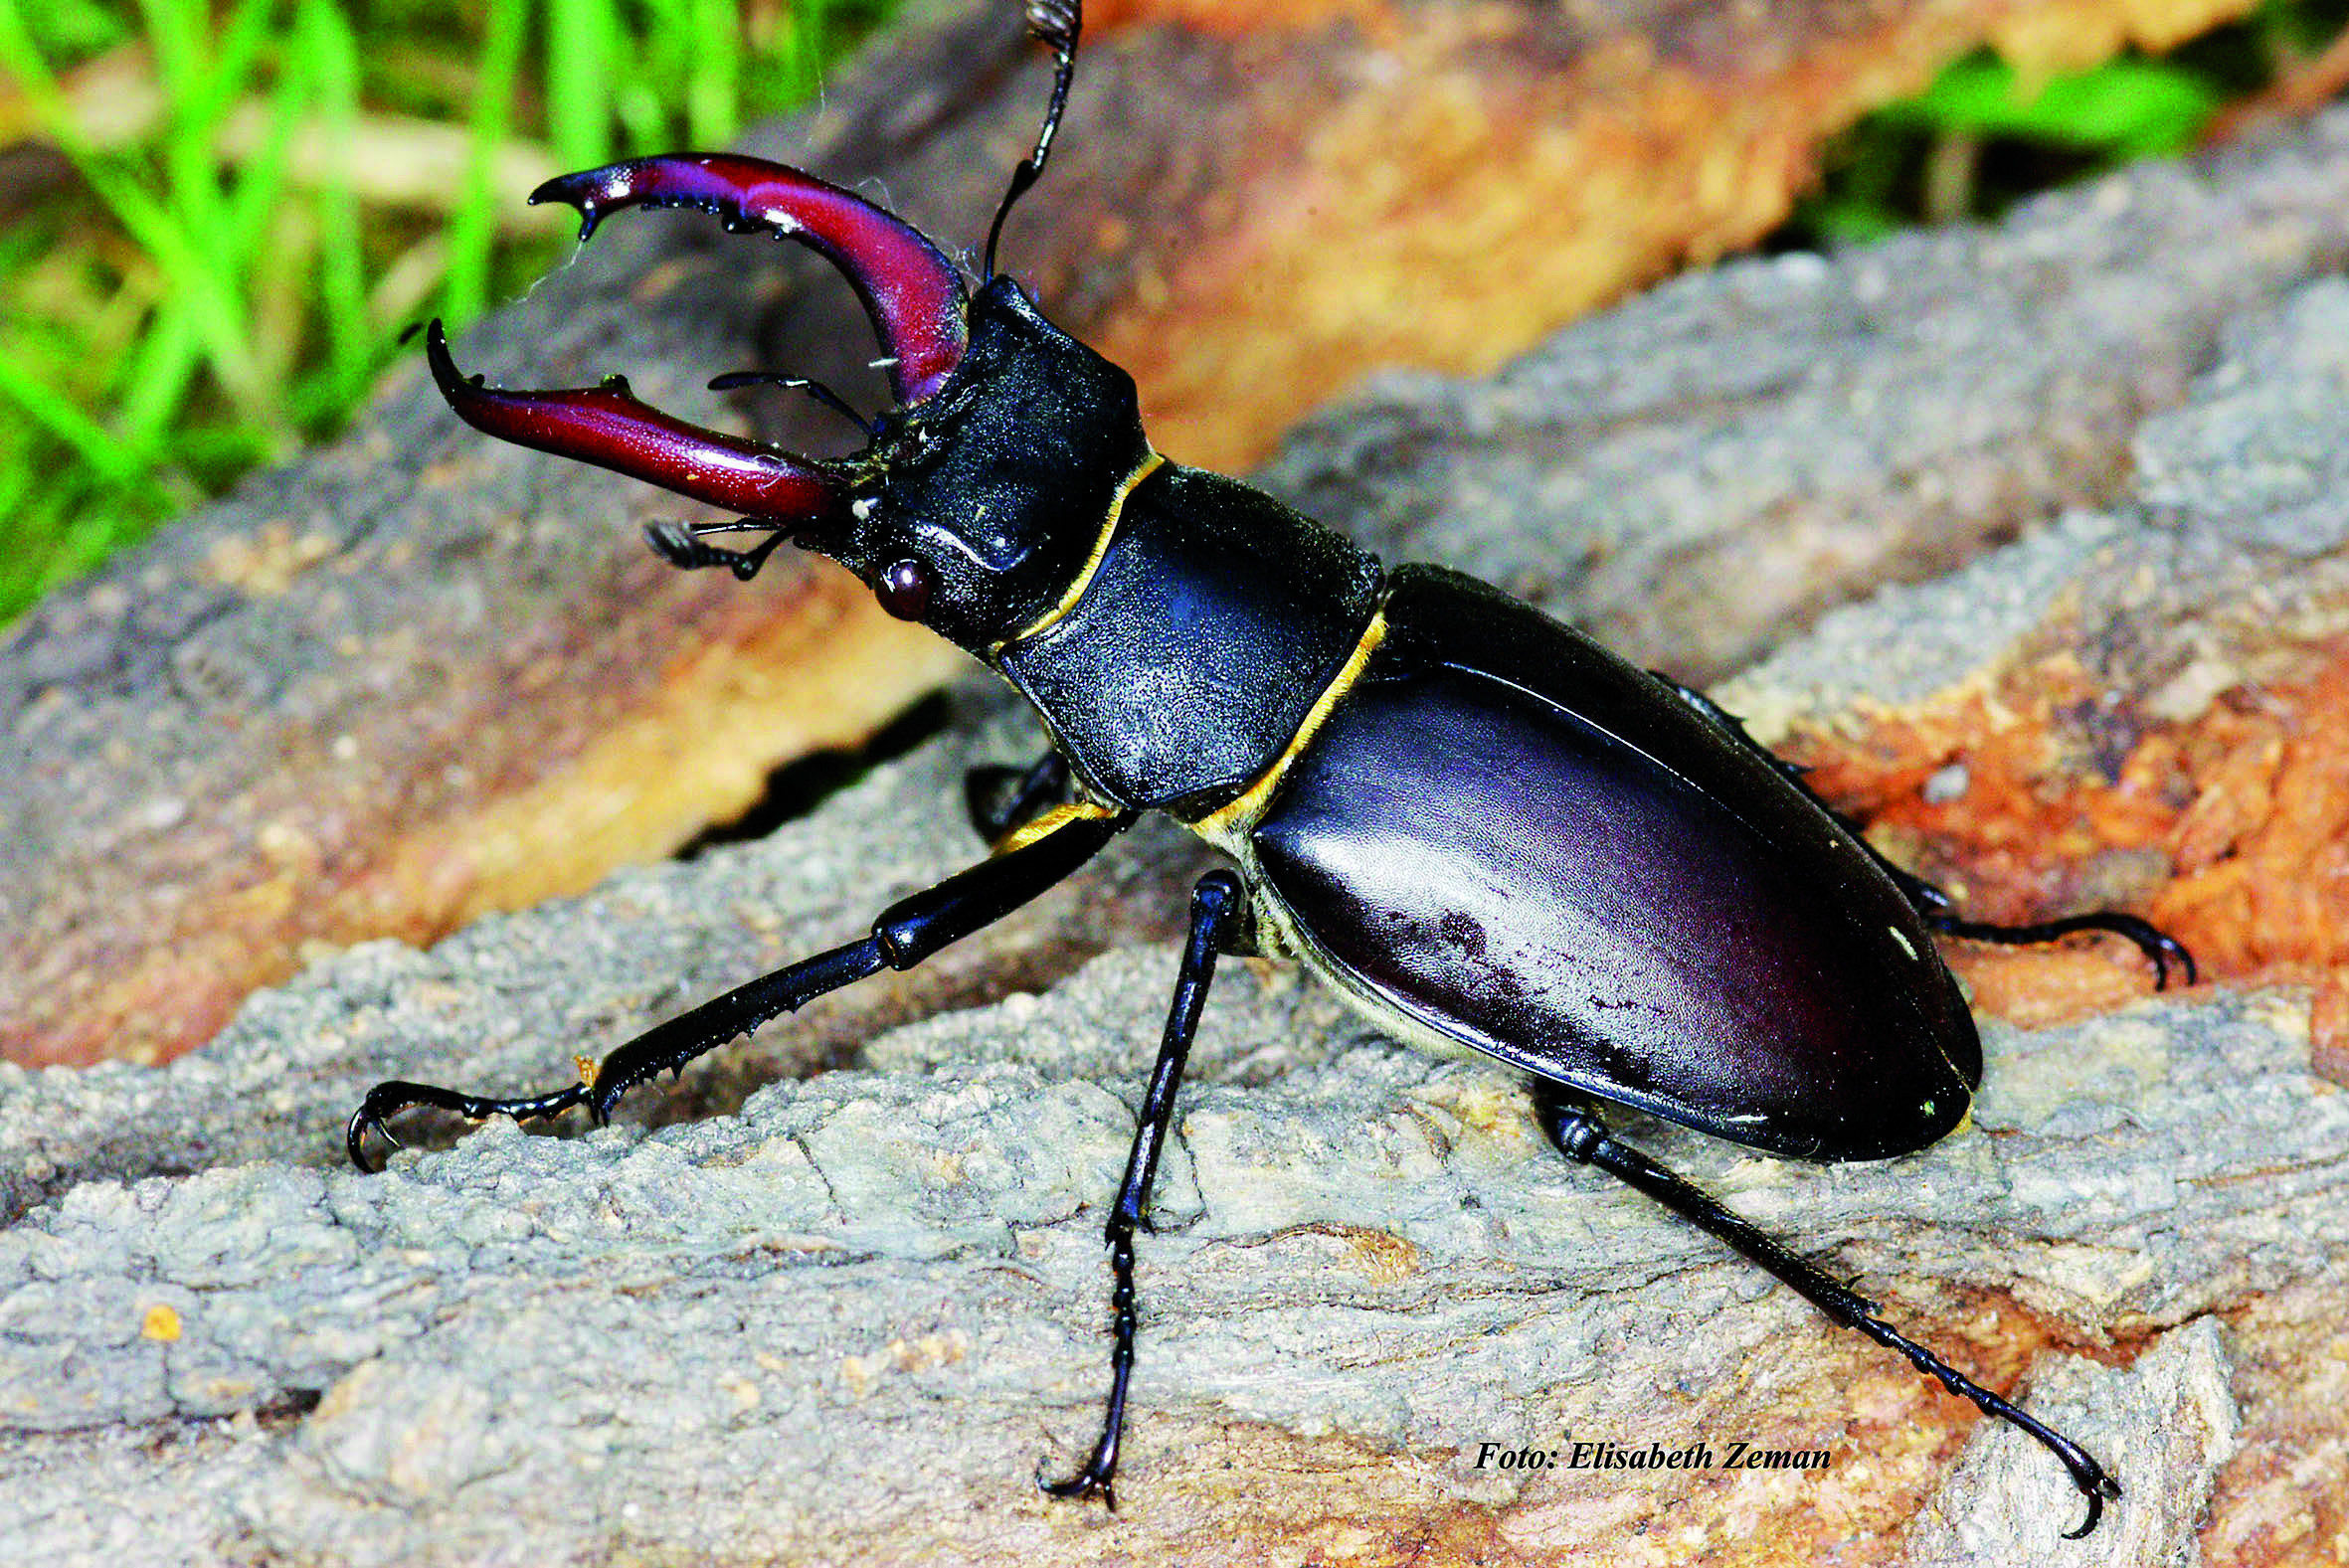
[1187,609,1387,844]
[994,450,1166,652]
[994,797,1122,856]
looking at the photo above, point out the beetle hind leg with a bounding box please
[1648,671,2195,989]
[1531,1084,2119,1540]
[1926,910,2197,990]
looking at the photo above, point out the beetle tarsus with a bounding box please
[1533,1086,2118,1539]
[1037,1224,1129,1508]
[1035,1452,1116,1509]
[343,1079,595,1173]
[1846,1308,2119,1538]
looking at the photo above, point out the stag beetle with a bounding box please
[348,0,2194,1535]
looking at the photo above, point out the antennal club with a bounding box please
[984,0,1083,278]
[643,519,792,581]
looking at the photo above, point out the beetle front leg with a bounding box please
[1531,1084,2119,1540]
[1040,868,1245,1507]
[346,804,1133,1171]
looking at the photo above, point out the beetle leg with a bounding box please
[1648,671,2197,988]
[1531,1084,2120,1540]
[1040,868,1245,1508]
[965,749,1072,843]
[1927,912,2197,989]
[346,805,1133,1172]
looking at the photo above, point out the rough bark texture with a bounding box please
[2,0,2267,1071]
[9,105,2349,1563]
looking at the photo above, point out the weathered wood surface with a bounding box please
[8,105,2349,1564]
[1,0,2266,1071]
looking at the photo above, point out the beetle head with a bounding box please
[427,154,1144,653]
[830,273,1148,647]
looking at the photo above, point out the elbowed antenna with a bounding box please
[984,0,1083,278]
[424,319,850,525]
[706,371,885,438]
[533,155,971,404]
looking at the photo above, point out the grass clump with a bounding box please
[7,0,2349,625]
[0,0,891,625]
[1789,0,2349,244]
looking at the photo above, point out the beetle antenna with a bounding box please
[984,0,1083,279]
[644,519,793,581]
[709,371,886,436]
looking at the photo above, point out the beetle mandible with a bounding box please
[347,0,2195,1535]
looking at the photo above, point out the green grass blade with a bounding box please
[688,0,742,146]
[547,0,617,168]
[300,0,372,411]
[0,343,148,481]
[444,0,530,325]
[1890,54,2222,156]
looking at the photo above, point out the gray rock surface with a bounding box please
[1904,1320,2239,1568]
[0,953,2325,1562]
[13,102,2349,1568]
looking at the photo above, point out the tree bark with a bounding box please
[8,98,2349,1564]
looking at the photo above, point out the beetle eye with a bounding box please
[877,558,935,620]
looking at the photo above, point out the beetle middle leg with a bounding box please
[1531,1083,2118,1538]
[346,803,1131,1170]
[1040,867,1246,1507]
